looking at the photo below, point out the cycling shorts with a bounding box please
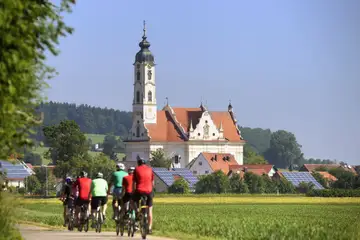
[133,191,153,207]
[112,187,122,200]
[91,196,108,210]
[76,198,90,207]
[122,192,133,204]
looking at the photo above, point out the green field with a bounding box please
[17,196,360,240]
[85,134,106,144]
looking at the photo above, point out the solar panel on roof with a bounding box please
[281,172,324,189]
[153,167,198,188]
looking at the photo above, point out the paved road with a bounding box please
[19,225,175,240]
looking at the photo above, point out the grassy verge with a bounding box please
[16,196,360,240]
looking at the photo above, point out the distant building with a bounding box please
[123,22,245,168]
[227,164,277,178]
[187,152,238,176]
[299,164,356,175]
[0,160,34,188]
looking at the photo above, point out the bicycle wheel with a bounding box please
[97,210,102,233]
[84,219,89,232]
[116,221,120,236]
[140,210,148,239]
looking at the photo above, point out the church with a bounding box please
[124,22,245,168]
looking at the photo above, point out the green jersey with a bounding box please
[91,178,108,197]
[112,170,128,188]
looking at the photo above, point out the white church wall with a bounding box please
[124,142,150,161]
[149,142,186,168]
[188,154,213,176]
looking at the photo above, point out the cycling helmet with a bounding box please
[65,177,72,184]
[96,172,103,178]
[80,171,87,178]
[128,167,135,173]
[137,156,147,165]
[116,163,125,170]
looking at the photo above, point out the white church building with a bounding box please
[124,22,245,168]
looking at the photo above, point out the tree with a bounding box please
[34,167,57,196]
[195,171,230,194]
[275,178,295,193]
[229,173,249,193]
[243,172,265,193]
[297,182,315,194]
[0,0,74,160]
[243,144,268,164]
[150,149,172,168]
[312,172,328,188]
[25,175,42,194]
[168,178,190,194]
[24,152,42,166]
[43,120,89,164]
[102,134,123,160]
[264,130,303,169]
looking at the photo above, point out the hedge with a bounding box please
[306,189,360,197]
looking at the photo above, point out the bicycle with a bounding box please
[138,195,149,240]
[126,201,136,238]
[94,200,104,233]
[77,203,89,232]
[67,204,75,231]
[115,199,124,236]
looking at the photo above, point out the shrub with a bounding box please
[195,171,230,194]
[311,172,328,188]
[297,182,315,194]
[0,192,22,240]
[307,189,360,197]
[168,178,190,194]
[275,178,295,194]
[243,172,265,194]
[229,173,249,193]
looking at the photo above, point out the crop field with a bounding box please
[16,196,360,240]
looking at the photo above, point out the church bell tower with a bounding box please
[132,21,157,124]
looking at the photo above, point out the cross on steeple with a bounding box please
[143,20,147,38]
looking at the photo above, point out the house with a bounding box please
[187,152,238,176]
[299,164,356,174]
[123,22,245,168]
[227,164,277,178]
[152,167,198,192]
[0,160,34,188]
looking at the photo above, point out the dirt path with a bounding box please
[19,224,175,240]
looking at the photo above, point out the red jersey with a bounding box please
[122,174,134,193]
[134,165,154,194]
[76,177,92,200]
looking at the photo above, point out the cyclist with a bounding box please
[107,163,128,220]
[90,172,108,228]
[133,157,154,234]
[121,167,135,219]
[74,171,92,226]
[60,176,72,227]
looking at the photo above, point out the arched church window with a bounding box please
[136,125,140,137]
[136,91,140,103]
[137,71,140,81]
[148,91,152,102]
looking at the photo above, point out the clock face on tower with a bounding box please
[145,107,155,120]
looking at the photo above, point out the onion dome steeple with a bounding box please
[135,21,155,64]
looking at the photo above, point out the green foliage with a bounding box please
[297,181,315,194]
[307,189,360,197]
[25,175,42,194]
[195,171,230,194]
[275,178,296,194]
[243,172,265,193]
[0,192,22,240]
[240,127,271,154]
[150,149,172,168]
[102,134,124,160]
[229,173,249,193]
[262,175,278,193]
[0,0,74,160]
[43,120,89,164]
[264,130,303,169]
[243,144,268,164]
[17,198,360,240]
[329,168,356,189]
[34,167,57,196]
[168,178,190,194]
[23,152,42,165]
[311,172,328,188]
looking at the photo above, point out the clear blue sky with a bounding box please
[47,0,360,164]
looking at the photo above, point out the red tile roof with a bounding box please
[229,164,274,174]
[144,107,244,142]
[317,171,337,181]
[26,163,33,169]
[201,152,238,174]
